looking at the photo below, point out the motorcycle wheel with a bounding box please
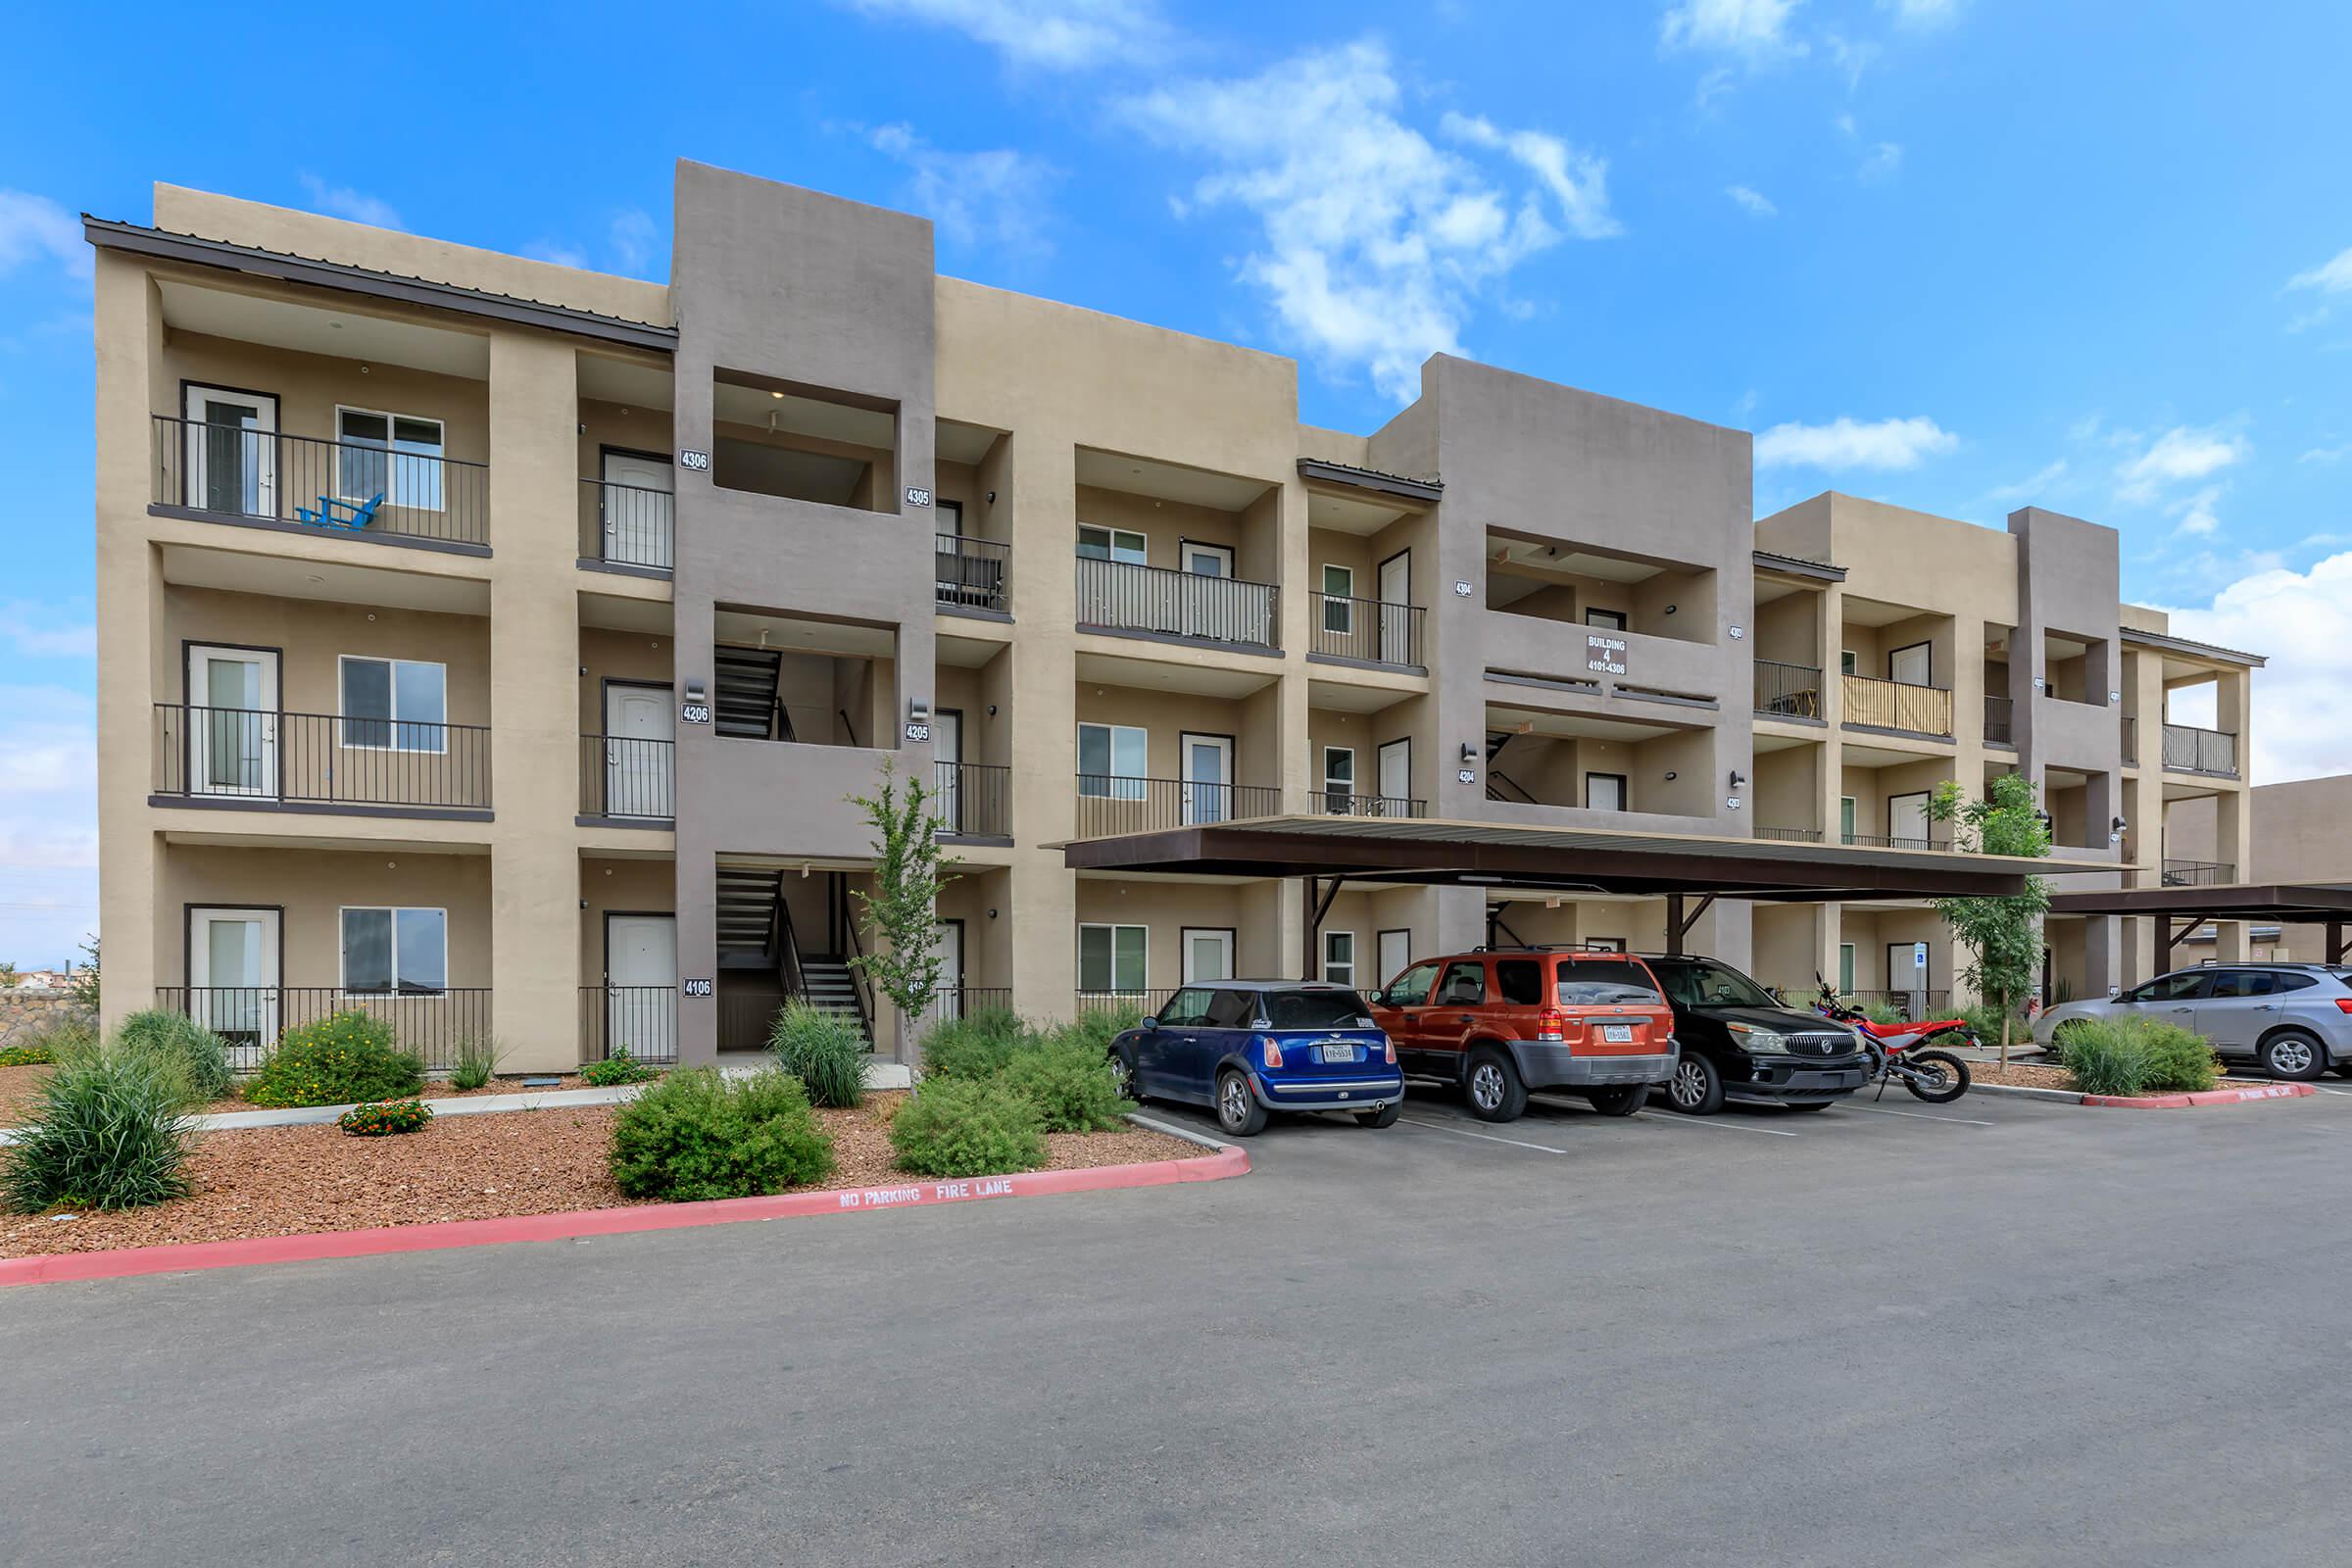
[1901,1050,1971,1104]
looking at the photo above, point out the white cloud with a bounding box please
[0,190,91,286]
[842,0,1172,70]
[1858,140,1904,181]
[524,240,591,270]
[0,686,97,959]
[610,209,661,273]
[2166,484,2223,538]
[1984,458,2068,505]
[868,124,1059,258]
[1661,0,1805,57]
[2287,244,2352,295]
[1754,415,1958,470]
[297,173,402,230]
[1121,38,1618,401]
[0,603,94,659]
[2115,424,2249,503]
[1726,184,1777,218]
[1824,34,1880,90]
[2300,443,2350,466]
[2164,553,2352,783]
[1883,0,1965,24]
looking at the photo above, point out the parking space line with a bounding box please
[1396,1117,1569,1154]
[1631,1111,1798,1137]
[1839,1103,1996,1127]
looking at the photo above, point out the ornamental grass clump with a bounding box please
[768,1000,867,1108]
[2,1051,193,1212]
[608,1068,834,1201]
[337,1099,433,1137]
[2057,1014,2222,1097]
[449,1036,503,1092]
[2136,1018,2221,1094]
[888,1076,1047,1178]
[112,1008,235,1102]
[244,1011,423,1108]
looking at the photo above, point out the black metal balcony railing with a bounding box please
[1310,791,1428,819]
[1842,832,1950,852]
[2162,858,2237,887]
[1073,775,1283,838]
[2161,723,2239,777]
[1758,825,1825,843]
[154,415,489,547]
[580,734,675,819]
[1076,988,1180,1019]
[935,760,1011,839]
[155,704,492,810]
[1754,661,1825,718]
[937,534,1010,614]
[1076,557,1278,649]
[580,478,674,571]
[1310,592,1426,667]
[579,985,680,1064]
[2122,715,2139,765]
[1984,694,2015,746]
[1842,674,1954,736]
[925,987,1015,1028]
[153,986,492,1073]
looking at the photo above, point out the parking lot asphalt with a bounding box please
[5,1081,2350,1567]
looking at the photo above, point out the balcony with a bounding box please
[937,534,1011,615]
[579,478,674,572]
[1073,775,1282,838]
[153,415,489,550]
[935,760,1011,840]
[2161,723,2238,777]
[1842,831,1949,851]
[579,734,675,821]
[579,985,681,1065]
[154,705,491,813]
[2162,858,2236,887]
[1310,593,1426,668]
[1754,660,1825,718]
[1758,825,1825,843]
[1842,674,1953,738]
[1076,558,1278,651]
[154,986,492,1072]
[1984,695,2015,747]
[1307,789,1428,819]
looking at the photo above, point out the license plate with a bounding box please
[1602,1024,1634,1044]
[1319,1043,1359,1064]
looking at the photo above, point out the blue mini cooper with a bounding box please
[1109,980,1404,1137]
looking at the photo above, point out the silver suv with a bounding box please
[2034,963,2352,1081]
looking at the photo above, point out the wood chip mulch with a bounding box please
[0,1062,52,1127]
[1972,1061,2244,1095]
[1,1090,1201,1259]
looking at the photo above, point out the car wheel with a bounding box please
[1109,1050,1142,1104]
[1215,1068,1268,1137]
[1784,1100,1835,1113]
[1585,1085,1644,1117]
[2257,1029,2327,1082]
[1462,1048,1528,1123]
[1353,1101,1401,1129]
[1664,1054,1725,1115]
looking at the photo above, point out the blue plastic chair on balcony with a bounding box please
[296,492,384,532]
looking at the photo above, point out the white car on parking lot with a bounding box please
[2033,963,2352,1081]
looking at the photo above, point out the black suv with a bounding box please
[1640,955,1869,1114]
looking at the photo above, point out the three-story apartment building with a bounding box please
[90,161,2261,1072]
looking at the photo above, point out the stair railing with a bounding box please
[774,881,809,1003]
[830,875,876,1042]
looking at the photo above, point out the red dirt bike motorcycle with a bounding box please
[1812,978,1976,1104]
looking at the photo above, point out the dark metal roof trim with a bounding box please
[2049,883,2352,920]
[1297,458,1444,503]
[2117,625,2266,668]
[1751,548,1846,581]
[84,216,677,353]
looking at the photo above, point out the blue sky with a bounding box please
[2,0,2348,962]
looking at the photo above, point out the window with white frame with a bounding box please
[1323,745,1355,812]
[341,906,448,996]
[340,657,448,752]
[1323,929,1356,986]
[1077,722,1147,800]
[1321,564,1355,633]
[337,407,445,511]
[1076,525,1147,564]
[1078,923,1147,994]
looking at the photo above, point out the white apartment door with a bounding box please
[607,913,677,1062]
[186,645,278,798]
[1182,540,1237,641]
[1889,643,1932,687]
[601,450,674,569]
[183,384,277,517]
[1888,791,1932,849]
[189,906,279,1066]
[1378,738,1411,816]
[1182,732,1235,824]
[1887,941,1930,1015]
[1378,929,1413,990]
[1378,551,1412,664]
[603,683,673,818]
[933,710,963,835]
[935,919,965,1019]
[1183,928,1235,984]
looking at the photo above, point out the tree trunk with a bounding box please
[2000,1005,2012,1071]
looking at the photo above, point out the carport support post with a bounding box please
[1299,875,1342,982]
[1666,895,1684,956]
[2329,920,2347,966]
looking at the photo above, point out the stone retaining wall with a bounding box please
[0,992,91,1051]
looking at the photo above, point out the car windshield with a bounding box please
[1556,959,1663,1005]
[1649,958,1779,1010]
[1260,990,1375,1030]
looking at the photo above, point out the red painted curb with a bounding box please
[0,1145,1249,1289]
[2079,1082,2315,1109]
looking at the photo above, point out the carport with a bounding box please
[2047,882,2352,971]
[1061,814,2099,978]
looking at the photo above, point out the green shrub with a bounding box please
[768,1001,867,1107]
[1856,999,1908,1027]
[2138,1020,2220,1093]
[1959,1004,2029,1049]
[244,1012,423,1108]
[582,1047,659,1087]
[3,1052,193,1211]
[1000,1035,1133,1133]
[1051,1006,1143,1057]
[0,1043,58,1068]
[2057,1018,2148,1097]
[113,1009,235,1102]
[888,1077,1047,1178]
[609,1068,835,1201]
[920,1008,1028,1082]
[450,1036,503,1092]
[338,1099,433,1137]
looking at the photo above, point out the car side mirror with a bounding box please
[1139,1016,1158,1030]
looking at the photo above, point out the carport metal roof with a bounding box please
[2047,882,2352,967]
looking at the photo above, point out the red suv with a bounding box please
[1371,947,1679,1123]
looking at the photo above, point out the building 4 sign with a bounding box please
[1586,632,1629,677]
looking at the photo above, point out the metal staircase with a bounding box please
[715,866,784,968]
[713,647,784,739]
[711,866,873,1047]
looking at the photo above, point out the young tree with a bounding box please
[845,758,957,1065]
[0,962,17,989]
[68,936,100,1014]
[1927,773,2052,1067]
